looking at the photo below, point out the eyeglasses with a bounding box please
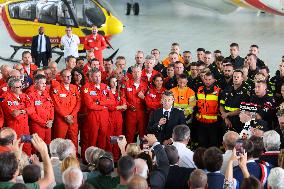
[66,30,72,31]
[14,86,22,89]
[62,75,71,78]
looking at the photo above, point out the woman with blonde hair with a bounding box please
[61,155,80,173]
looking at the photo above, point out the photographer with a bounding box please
[0,133,54,189]
[147,90,185,145]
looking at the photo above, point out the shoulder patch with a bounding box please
[84,88,88,93]
[53,89,58,94]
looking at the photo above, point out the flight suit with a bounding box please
[28,89,54,144]
[122,79,148,143]
[84,34,107,64]
[141,69,159,84]
[220,84,250,133]
[1,92,33,155]
[82,83,115,154]
[145,87,166,113]
[171,86,196,117]
[50,81,81,150]
[108,91,126,161]
[21,63,38,79]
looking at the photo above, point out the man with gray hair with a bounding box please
[172,124,195,168]
[62,167,83,189]
[220,131,239,174]
[260,130,281,167]
[52,139,76,184]
[134,158,149,179]
[1,77,32,155]
[267,167,284,189]
[141,55,159,82]
[188,169,208,189]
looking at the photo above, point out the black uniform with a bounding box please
[220,84,250,133]
[188,76,203,93]
[164,76,177,90]
[248,94,275,129]
[225,55,244,69]
[217,75,233,90]
[154,62,167,77]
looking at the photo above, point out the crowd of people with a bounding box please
[0,25,284,189]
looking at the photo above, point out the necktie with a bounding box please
[39,35,42,53]
[164,111,169,120]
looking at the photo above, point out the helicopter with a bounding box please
[0,0,124,62]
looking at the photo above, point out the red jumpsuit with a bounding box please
[50,81,81,150]
[0,83,8,96]
[1,92,33,155]
[108,91,126,161]
[81,83,115,153]
[22,63,38,79]
[27,89,54,144]
[145,87,166,114]
[84,34,107,64]
[141,69,159,84]
[122,79,148,143]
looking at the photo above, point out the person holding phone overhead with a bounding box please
[147,90,186,145]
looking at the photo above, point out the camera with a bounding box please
[21,135,33,143]
[110,136,123,144]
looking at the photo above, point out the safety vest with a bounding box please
[196,85,220,123]
[171,87,196,117]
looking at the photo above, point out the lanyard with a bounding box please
[66,35,73,47]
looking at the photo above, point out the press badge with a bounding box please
[90,91,97,96]
[127,88,132,92]
[35,100,42,106]
[60,94,67,98]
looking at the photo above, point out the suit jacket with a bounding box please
[147,107,186,142]
[233,161,261,184]
[275,127,284,149]
[31,35,52,59]
[165,165,194,189]
[207,172,225,189]
[149,144,170,189]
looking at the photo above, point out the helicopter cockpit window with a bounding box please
[9,2,36,21]
[57,2,75,26]
[36,2,57,24]
[73,0,105,27]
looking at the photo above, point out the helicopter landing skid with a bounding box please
[0,45,64,63]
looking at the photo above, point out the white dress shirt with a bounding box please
[38,34,46,53]
[60,34,80,58]
[172,141,196,168]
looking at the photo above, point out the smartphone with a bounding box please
[21,135,33,143]
[235,139,244,156]
[110,136,123,144]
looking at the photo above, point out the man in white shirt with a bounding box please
[61,26,80,58]
[220,131,239,174]
[172,124,196,168]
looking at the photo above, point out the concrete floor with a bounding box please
[1,0,284,74]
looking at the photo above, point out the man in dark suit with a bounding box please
[31,26,52,67]
[276,109,284,149]
[164,145,195,189]
[147,90,186,145]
